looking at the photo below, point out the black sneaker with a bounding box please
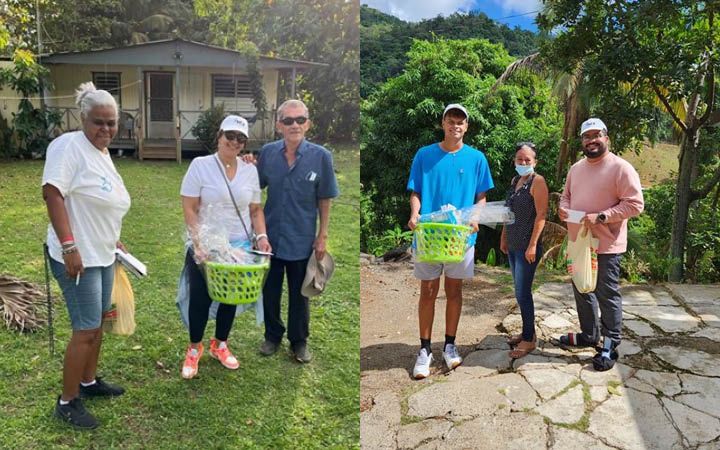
[79,377,125,398]
[292,343,312,364]
[54,396,98,430]
[259,339,280,356]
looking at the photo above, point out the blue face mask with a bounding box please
[515,165,534,176]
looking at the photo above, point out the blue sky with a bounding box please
[362,0,540,32]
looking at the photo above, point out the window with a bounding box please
[92,72,121,106]
[212,75,255,112]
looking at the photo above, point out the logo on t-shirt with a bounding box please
[100,176,112,192]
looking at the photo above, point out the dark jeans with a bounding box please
[507,244,542,341]
[185,249,237,343]
[262,257,310,349]
[572,253,623,346]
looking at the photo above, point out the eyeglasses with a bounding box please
[223,131,248,143]
[581,132,605,141]
[90,118,117,128]
[279,116,308,126]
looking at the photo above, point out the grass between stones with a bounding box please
[0,145,360,449]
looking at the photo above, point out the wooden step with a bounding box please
[141,146,177,160]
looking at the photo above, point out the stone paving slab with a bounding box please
[534,384,585,424]
[551,427,614,450]
[622,305,701,333]
[651,345,720,377]
[396,419,453,450]
[588,389,682,449]
[666,284,720,306]
[362,282,720,449]
[662,397,720,447]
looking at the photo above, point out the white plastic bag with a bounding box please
[566,225,599,293]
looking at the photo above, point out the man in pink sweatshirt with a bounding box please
[558,118,644,371]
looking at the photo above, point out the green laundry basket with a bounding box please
[414,222,472,264]
[204,260,270,305]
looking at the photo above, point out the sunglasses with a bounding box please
[223,131,248,143]
[90,118,117,128]
[279,116,308,126]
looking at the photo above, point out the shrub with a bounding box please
[191,105,225,152]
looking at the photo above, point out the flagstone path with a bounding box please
[361,280,720,449]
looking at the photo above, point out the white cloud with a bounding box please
[492,0,541,14]
[362,0,475,22]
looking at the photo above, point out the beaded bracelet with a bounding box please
[61,246,78,255]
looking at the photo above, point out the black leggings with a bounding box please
[185,249,237,343]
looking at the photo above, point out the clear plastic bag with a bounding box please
[418,201,515,227]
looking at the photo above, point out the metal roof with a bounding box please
[42,38,326,70]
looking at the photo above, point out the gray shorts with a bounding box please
[50,258,114,330]
[413,247,475,280]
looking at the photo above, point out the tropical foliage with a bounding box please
[538,0,720,281]
[360,5,539,98]
[360,38,562,259]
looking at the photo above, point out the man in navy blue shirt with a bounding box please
[407,104,494,379]
[256,100,339,363]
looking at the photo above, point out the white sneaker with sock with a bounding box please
[413,348,433,379]
[442,343,462,370]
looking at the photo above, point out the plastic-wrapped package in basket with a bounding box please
[194,205,270,305]
[414,202,515,263]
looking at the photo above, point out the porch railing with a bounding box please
[47,107,140,141]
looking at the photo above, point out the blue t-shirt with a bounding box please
[407,143,494,246]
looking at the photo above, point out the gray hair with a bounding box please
[277,99,309,119]
[75,82,118,119]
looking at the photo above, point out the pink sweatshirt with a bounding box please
[560,152,644,254]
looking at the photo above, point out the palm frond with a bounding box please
[488,52,542,95]
[541,220,568,249]
[0,275,47,332]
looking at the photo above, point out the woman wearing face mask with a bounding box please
[500,142,549,359]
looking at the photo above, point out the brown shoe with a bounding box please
[509,340,536,359]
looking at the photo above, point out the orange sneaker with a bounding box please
[181,343,203,379]
[209,338,240,370]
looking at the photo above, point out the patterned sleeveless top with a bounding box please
[505,175,538,251]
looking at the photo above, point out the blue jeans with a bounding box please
[49,258,114,330]
[507,244,541,341]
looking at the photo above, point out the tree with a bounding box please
[539,0,720,281]
[361,37,562,253]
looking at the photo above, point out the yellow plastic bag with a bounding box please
[566,224,599,293]
[103,263,136,335]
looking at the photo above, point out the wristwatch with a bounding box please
[597,213,607,223]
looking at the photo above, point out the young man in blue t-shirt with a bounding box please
[406,104,494,379]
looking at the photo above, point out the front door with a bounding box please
[145,72,174,139]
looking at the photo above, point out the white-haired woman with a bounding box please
[43,82,130,429]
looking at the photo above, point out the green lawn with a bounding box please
[0,145,360,449]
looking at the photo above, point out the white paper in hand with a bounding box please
[114,249,147,278]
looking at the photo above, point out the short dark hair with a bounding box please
[443,110,467,121]
[515,141,537,156]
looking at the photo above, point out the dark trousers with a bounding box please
[185,249,237,343]
[507,244,541,342]
[572,253,623,346]
[262,257,310,349]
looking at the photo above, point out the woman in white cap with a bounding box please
[179,115,272,379]
[43,82,131,429]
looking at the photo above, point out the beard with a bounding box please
[583,144,608,159]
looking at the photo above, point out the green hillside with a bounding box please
[360,5,539,97]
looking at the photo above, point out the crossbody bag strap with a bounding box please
[212,155,255,247]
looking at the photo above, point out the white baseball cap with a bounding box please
[219,115,249,138]
[580,118,607,136]
[443,103,469,121]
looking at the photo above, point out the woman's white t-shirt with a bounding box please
[42,131,131,266]
[180,154,261,243]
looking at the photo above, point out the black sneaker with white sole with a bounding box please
[79,377,125,398]
[54,396,98,430]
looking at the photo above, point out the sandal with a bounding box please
[557,332,597,348]
[506,334,522,346]
[509,340,536,359]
